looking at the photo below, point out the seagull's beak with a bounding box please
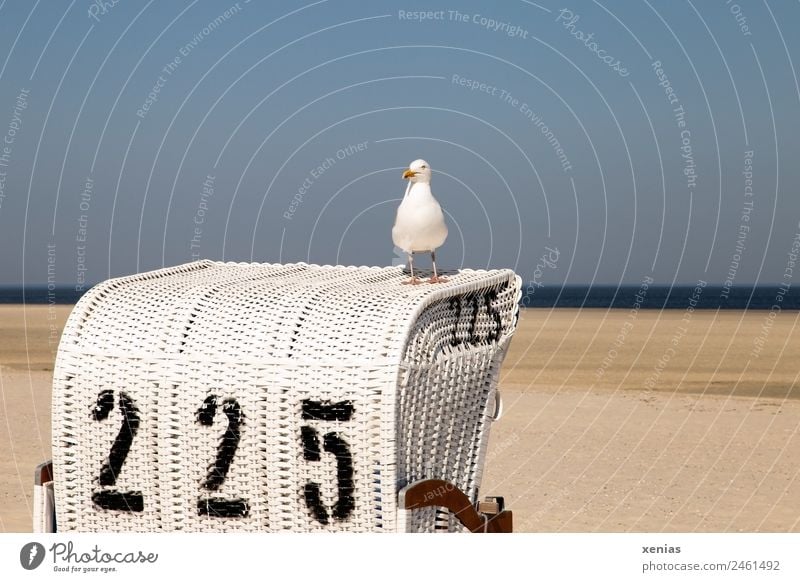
[402,169,417,179]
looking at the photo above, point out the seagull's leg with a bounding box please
[428,249,448,284]
[401,252,421,285]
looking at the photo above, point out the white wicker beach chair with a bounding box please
[39,261,520,533]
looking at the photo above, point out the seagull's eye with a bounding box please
[421,165,426,169]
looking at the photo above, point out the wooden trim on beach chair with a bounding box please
[35,460,53,486]
[398,479,513,533]
[33,460,56,533]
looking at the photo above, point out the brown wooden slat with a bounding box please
[399,479,513,533]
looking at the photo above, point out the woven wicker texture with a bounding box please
[52,261,520,532]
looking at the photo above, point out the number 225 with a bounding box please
[90,391,355,524]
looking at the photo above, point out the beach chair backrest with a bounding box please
[51,261,520,532]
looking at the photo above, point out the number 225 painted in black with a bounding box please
[90,392,355,524]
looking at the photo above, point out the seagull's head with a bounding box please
[402,159,432,184]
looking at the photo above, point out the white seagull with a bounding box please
[392,159,449,284]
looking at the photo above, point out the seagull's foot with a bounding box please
[401,277,423,285]
[428,275,449,284]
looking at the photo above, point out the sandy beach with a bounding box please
[1,304,799,532]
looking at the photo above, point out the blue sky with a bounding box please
[0,0,798,287]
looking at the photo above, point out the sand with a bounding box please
[1,305,799,532]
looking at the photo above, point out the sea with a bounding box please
[522,285,800,309]
[1,284,798,309]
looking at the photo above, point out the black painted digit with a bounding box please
[197,396,243,490]
[91,390,144,512]
[301,425,328,524]
[300,400,355,524]
[302,482,329,525]
[196,393,217,425]
[450,290,504,347]
[485,289,503,343]
[97,392,139,487]
[449,297,462,346]
[92,389,114,421]
[467,293,481,343]
[323,432,355,520]
[450,293,487,346]
[92,490,144,512]
[301,425,321,461]
[302,399,354,422]
[195,395,249,518]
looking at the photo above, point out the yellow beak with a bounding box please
[402,169,417,179]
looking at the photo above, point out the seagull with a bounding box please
[392,159,449,284]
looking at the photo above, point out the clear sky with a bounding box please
[0,0,798,287]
